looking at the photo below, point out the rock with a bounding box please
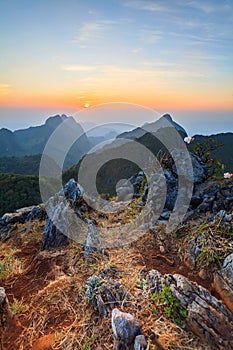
[41,217,68,250]
[27,206,47,221]
[86,276,130,318]
[2,206,34,224]
[134,335,147,350]
[222,253,233,285]
[164,169,178,211]
[116,179,134,201]
[61,178,84,204]
[213,253,233,313]
[0,287,13,327]
[112,309,142,349]
[160,211,170,220]
[83,220,101,257]
[183,236,202,270]
[128,172,146,197]
[190,154,207,184]
[148,270,233,349]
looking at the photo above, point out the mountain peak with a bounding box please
[45,114,68,128]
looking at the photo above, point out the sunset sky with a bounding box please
[0,0,232,133]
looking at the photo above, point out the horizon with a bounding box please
[0,107,232,137]
[0,1,232,133]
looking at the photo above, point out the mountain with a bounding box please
[0,114,91,170]
[190,133,233,172]
[117,113,187,140]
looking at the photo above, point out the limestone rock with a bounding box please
[83,220,101,257]
[148,270,233,349]
[112,309,142,350]
[27,205,47,221]
[213,253,233,313]
[134,335,147,350]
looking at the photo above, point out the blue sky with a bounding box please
[0,0,232,134]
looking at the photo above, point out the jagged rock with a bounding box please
[183,236,202,270]
[83,220,101,257]
[61,178,84,204]
[2,206,34,224]
[27,205,47,221]
[190,154,207,184]
[86,276,130,318]
[41,217,68,250]
[134,335,147,350]
[213,253,233,313]
[112,309,142,350]
[128,171,146,197]
[148,270,233,349]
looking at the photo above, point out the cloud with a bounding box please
[74,22,104,42]
[0,84,11,95]
[73,19,118,43]
[62,65,98,72]
[125,0,167,12]
[185,1,229,14]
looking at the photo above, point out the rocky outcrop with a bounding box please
[42,179,84,250]
[148,270,233,349]
[86,275,130,318]
[2,206,34,224]
[112,309,147,350]
[213,253,233,313]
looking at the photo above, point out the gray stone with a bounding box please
[112,309,142,349]
[61,178,84,204]
[83,220,101,257]
[134,335,147,350]
[148,270,233,349]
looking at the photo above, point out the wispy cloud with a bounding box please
[73,19,118,43]
[125,0,167,12]
[185,1,231,14]
[74,22,104,42]
[0,84,11,95]
[62,65,98,72]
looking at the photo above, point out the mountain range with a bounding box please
[0,113,232,215]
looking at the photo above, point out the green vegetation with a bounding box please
[0,249,23,280]
[0,155,41,175]
[189,133,233,173]
[0,173,41,216]
[11,298,29,316]
[151,285,188,326]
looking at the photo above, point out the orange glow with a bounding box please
[0,87,232,111]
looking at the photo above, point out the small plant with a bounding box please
[0,249,23,280]
[12,298,29,316]
[151,286,188,326]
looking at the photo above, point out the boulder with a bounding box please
[112,309,143,350]
[83,220,101,257]
[148,270,233,349]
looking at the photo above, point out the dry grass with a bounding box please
[1,214,216,350]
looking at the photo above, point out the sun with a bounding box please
[84,103,90,108]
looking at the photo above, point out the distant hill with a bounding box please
[0,114,91,169]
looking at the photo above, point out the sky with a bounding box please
[0,0,232,134]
